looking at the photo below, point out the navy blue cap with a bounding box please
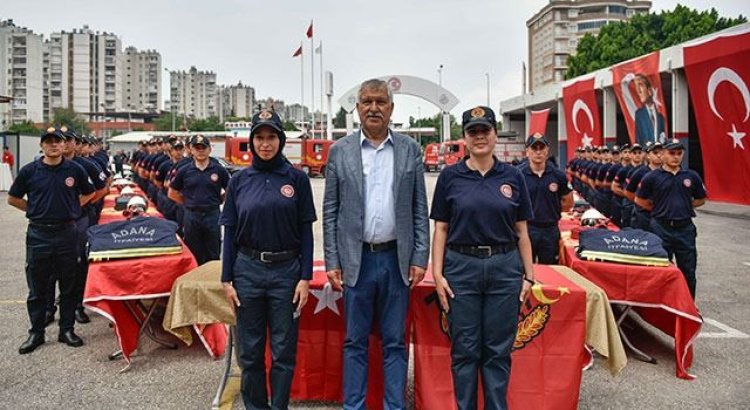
[611,145,621,154]
[630,143,643,151]
[462,106,496,131]
[663,138,684,150]
[644,141,664,152]
[41,125,66,141]
[525,133,549,148]
[192,134,211,147]
[250,110,285,137]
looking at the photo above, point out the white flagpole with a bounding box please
[310,21,315,137]
[300,42,304,126]
[319,41,324,139]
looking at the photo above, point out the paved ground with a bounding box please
[1,173,749,409]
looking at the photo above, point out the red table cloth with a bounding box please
[560,243,702,379]
[411,265,588,410]
[83,241,198,362]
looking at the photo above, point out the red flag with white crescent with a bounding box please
[563,78,602,160]
[684,30,750,205]
[611,52,669,145]
[529,108,550,137]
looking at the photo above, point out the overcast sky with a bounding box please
[4,1,749,124]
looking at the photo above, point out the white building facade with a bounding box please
[169,66,218,119]
[123,46,161,113]
[0,19,44,125]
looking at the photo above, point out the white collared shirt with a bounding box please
[360,131,396,243]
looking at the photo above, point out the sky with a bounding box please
[3,0,749,125]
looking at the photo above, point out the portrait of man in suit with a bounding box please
[634,73,667,146]
[323,78,429,409]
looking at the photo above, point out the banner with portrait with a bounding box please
[611,52,669,146]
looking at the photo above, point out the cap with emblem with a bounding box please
[250,110,285,137]
[462,106,496,131]
[192,134,210,148]
[620,143,630,152]
[598,146,610,153]
[645,141,663,152]
[60,125,77,140]
[611,145,621,154]
[525,133,549,148]
[41,125,66,142]
[663,138,684,150]
[171,140,185,149]
[630,143,643,151]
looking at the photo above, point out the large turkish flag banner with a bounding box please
[684,30,750,205]
[563,78,602,160]
[529,108,551,137]
[611,52,669,145]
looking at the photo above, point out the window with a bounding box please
[609,5,627,15]
[577,21,607,31]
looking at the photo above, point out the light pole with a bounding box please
[164,67,175,132]
[485,72,490,107]
[437,64,444,142]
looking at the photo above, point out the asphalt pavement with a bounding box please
[0,173,749,409]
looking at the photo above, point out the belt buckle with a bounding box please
[477,245,492,257]
[260,252,272,263]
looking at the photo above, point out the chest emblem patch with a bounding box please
[65,177,75,187]
[210,173,219,182]
[548,182,558,192]
[500,184,513,198]
[281,184,295,198]
[683,178,692,188]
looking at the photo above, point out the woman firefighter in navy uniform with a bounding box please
[430,106,535,410]
[220,110,317,410]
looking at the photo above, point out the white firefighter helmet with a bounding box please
[581,209,606,227]
[126,195,147,214]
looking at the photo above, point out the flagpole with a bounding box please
[300,42,304,127]
[310,20,315,137]
[319,41,324,139]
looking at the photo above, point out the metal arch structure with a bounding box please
[338,75,460,142]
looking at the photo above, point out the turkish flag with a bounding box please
[563,78,602,160]
[529,109,550,137]
[306,21,313,38]
[684,30,750,205]
[292,45,303,58]
[611,52,669,145]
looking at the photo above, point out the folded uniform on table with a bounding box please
[577,228,670,267]
[88,216,182,261]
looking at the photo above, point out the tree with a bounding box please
[283,121,299,131]
[7,120,40,135]
[51,108,90,135]
[153,113,180,131]
[333,107,348,128]
[189,116,224,131]
[566,5,746,79]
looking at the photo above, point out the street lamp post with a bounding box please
[164,67,175,132]
[438,64,444,142]
[485,72,490,107]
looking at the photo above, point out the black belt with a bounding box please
[448,243,516,258]
[362,240,397,252]
[29,221,75,231]
[239,246,299,264]
[186,205,219,212]
[656,218,692,228]
[529,221,558,228]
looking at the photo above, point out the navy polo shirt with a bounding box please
[155,159,175,184]
[596,163,612,183]
[170,159,230,208]
[73,156,107,191]
[93,150,111,176]
[604,163,621,183]
[625,165,649,194]
[9,158,95,223]
[430,159,533,246]
[636,168,707,220]
[220,163,316,252]
[150,153,169,173]
[519,163,571,225]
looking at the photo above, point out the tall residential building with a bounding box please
[123,47,161,112]
[284,103,308,123]
[169,66,218,119]
[218,81,255,120]
[0,19,44,125]
[527,0,651,91]
[44,25,124,120]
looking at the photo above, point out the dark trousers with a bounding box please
[46,215,89,314]
[156,190,178,222]
[620,200,633,228]
[26,224,78,335]
[444,249,523,410]
[631,207,651,231]
[233,253,300,410]
[183,208,220,265]
[650,219,698,298]
[528,224,561,264]
[343,247,409,410]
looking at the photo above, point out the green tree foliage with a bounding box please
[7,120,40,135]
[566,5,746,79]
[154,113,180,131]
[51,108,90,135]
[189,116,224,131]
[333,107,348,128]
[282,121,299,132]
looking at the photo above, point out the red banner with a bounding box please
[563,78,601,160]
[611,52,669,145]
[529,109,551,137]
[684,30,750,205]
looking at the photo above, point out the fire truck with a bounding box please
[225,136,333,176]
[438,140,466,170]
[423,143,440,172]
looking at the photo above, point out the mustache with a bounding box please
[366,112,383,118]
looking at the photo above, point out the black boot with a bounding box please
[44,311,55,327]
[58,330,84,347]
[19,333,45,354]
[74,308,90,324]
